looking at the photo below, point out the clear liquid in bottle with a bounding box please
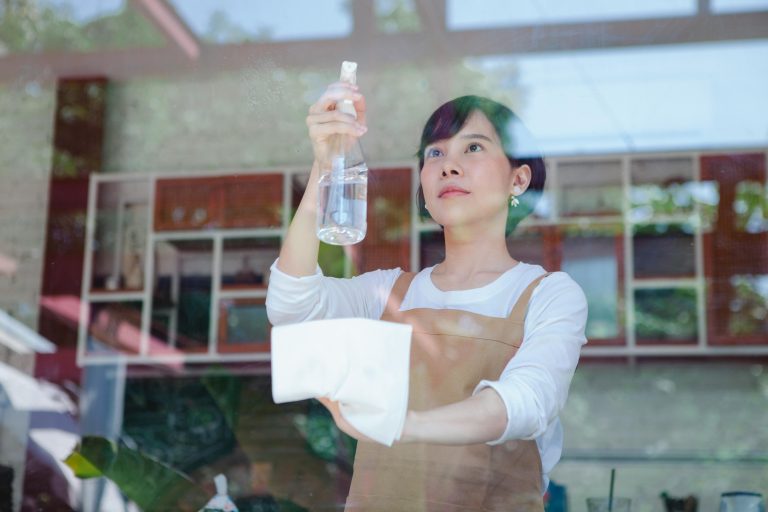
[317,161,367,245]
[316,61,368,245]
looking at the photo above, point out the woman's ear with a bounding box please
[510,164,532,195]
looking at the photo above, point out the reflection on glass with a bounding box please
[447,0,695,29]
[727,274,768,337]
[122,376,238,472]
[696,180,720,232]
[168,0,353,43]
[91,180,149,291]
[221,238,280,289]
[558,160,623,217]
[507,226,548,268]
[711,0,768,12]
[733,181,768,233]
[420,231,445,268]
[375,0,421,33]
[87,301,142,355]
[633,223,695,278]
[151,239,213,353]
[630,157,694,221]
[218,299,270,353]
[0,0,165,54]
[635,288,698,343]
[561,224,623,340]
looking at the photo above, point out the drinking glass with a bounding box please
[720,492,766,512]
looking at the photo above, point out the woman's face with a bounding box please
[420,111,526,232]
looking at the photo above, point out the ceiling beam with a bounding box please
[1,10,767,83]
[129,0,200,60]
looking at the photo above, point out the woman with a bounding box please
[266,81,588,511]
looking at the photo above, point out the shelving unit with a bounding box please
[78,150,768,365]
[415,149,768,358]
[78,170,287,366]
[78,165,416,365]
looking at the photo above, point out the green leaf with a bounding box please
[63,451,102,479]
[64,436,208,511]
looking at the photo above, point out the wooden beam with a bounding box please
[1,10,767,82]
[129,0,200,60]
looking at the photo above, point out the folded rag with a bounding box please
[271,318,412,446]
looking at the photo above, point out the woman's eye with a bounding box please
[426,148,442,158]
[467,143,483,153]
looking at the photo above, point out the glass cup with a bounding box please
[720,492,766,512]
[587,497,632,512]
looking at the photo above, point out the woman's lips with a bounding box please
[438,186,470,198]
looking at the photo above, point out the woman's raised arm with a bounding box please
[276,81,367,278]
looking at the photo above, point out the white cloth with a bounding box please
[266,260,588,490]
[271,318,412,446]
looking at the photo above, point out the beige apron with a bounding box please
[345,271,551,512]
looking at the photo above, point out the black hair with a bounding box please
[416,95,546,235]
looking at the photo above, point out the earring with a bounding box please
[509,194,520,208]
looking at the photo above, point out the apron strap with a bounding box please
[508,272,551,323]
[383,271,417,320]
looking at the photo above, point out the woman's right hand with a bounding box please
[306,81,367,165]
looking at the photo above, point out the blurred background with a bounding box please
[0,0,767,511]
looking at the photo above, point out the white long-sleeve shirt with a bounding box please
[266,259,588,490]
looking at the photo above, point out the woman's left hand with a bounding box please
[316,397,379,443]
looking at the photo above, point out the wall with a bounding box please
[554,362,768,511]
[100,62,519,173]
[0,79,56,512]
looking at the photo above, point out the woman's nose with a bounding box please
[441,163,463,177]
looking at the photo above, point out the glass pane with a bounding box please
[0,0,165,54]
[151,239,213,353]
[448,0,695,29]
[558,160,623,217]
[633,223,696,278]
[561,224,623,341]
[168,0,353,43]
[221,238,280,289]
[218,299,271,353]
[629,157,695,221]
[726,274,768,337]
[733,181,768,234]
[507,226,549,268]
[87,301,143,355]
[701,154,768,344]
[91,180,150,291]
[711,0,768,12]
[375,0,421,33]
[419,230,444,269]
[635,287,698,343]
[220,175,284,229]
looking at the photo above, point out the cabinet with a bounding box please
[154,175,283,231]
[79,166,414,365]
[79,152,768,364]
[80,172,284,365]
[415,152,768,357]
[701,153,768,345]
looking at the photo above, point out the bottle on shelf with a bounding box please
[316,61,368,245]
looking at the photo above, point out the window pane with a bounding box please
[91,180,149,291]
[633,223,696,278]
[630,157,695,221]
[168,0,353,43]
[561,224,624,341]
[558,160,623,217]
[635,288,698,344]
[87,301,143,355]
[221,238,280,289]
[448,0,695,30]
[151,239,213,353]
